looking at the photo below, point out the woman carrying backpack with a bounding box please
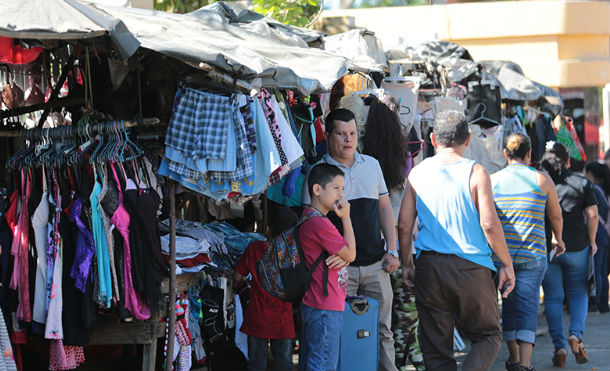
[584,161,610,313]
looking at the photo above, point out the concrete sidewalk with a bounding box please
[448,309,610,371]
[488,310,610,371]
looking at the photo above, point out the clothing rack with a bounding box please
[3,116,173,371]
[0,117,161,138]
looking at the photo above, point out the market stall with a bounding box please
[0,2,350,370]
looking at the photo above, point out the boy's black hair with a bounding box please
[307,163,344,198]
[268,206,298,237]
[325,108,356,135]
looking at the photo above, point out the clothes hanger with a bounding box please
[121,121,142,161]
[90,123,105,164]
[468,102,501,126]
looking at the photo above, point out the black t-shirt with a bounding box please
[555,171,598,252]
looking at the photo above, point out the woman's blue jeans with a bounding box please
[502,258,547,344]
[542,247,590,350]
[594,241,610,310]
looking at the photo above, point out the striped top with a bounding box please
[492,164,547,264]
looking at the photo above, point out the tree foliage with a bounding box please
[356,0,427,8]
[250,0,321,28]
[154,0,322,27]
[154,0,215,14]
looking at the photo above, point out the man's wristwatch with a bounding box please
[386,249,399,259]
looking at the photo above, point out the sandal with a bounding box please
[552,348,566,368]
[505,360,520,371]
[568,336,588,364]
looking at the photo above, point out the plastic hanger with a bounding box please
[468,102,501,126]
[90,123,105,164]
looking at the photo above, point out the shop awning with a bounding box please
[0,0,108,40]
[0,0,350,95]
[386,40,563,112]
[322,29,387,73]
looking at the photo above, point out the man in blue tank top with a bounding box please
[397,110,516,371]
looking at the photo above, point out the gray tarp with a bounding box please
[0,0,107,40]
[322,29,387,73]
[386,40,562,111]
[0,1,349,95]
[201,2,324,47]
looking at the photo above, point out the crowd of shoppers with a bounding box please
[232,108,608,371]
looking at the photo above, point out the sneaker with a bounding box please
[519,365,535,371]
[505,360,520,371]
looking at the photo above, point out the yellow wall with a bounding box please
[321,0,610,88]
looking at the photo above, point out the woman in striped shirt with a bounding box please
[491,133,565,371]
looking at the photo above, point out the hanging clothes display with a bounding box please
[554,115,586,162]
[466,81,502,127]
[381,81,419,132]
[160,87,304,201]
[0,311,16,371]
[463,124,506,174]
[3,120,168,368]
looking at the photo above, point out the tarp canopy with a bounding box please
[201,2,324,47]
[0,0,350,95]
[322,29,387,73]
[386,40,563,112]
[0,0,107,40]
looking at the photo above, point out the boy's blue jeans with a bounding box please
[542,247,590,350]
[501,257,547,344]
[247,336,293,371]
[299,303,343,371]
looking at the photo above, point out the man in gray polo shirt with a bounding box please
[302,108,399,371]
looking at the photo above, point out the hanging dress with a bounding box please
[123,162,166,309]
[110,162,150,320]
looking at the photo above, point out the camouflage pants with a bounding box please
[391,268,425,371]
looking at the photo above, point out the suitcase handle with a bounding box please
[349,298,370,315]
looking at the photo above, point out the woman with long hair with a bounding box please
[491,134,564,371]
[539,142,598,367]
[584,161,610,313]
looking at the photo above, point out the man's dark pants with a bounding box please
[414,252,502,371]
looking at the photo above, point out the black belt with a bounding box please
[420,250,447,256]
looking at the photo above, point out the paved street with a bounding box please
[489,310,610,371]
[452,309,610,371]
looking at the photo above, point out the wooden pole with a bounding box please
[261,192,268,235]
[0,96,86,120]
[37,54,76,128]
[165,181,177,370]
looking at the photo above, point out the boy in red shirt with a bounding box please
[233,206,299,371]
[298,163,356,371]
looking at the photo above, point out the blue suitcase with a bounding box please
[337,296,379,371]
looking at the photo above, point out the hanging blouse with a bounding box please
[98,164,120,301]
[45,171,63,340]
[90,174,112,308]
[10,169,32,322]
[69,197,95,293]
[31,169,50,324]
